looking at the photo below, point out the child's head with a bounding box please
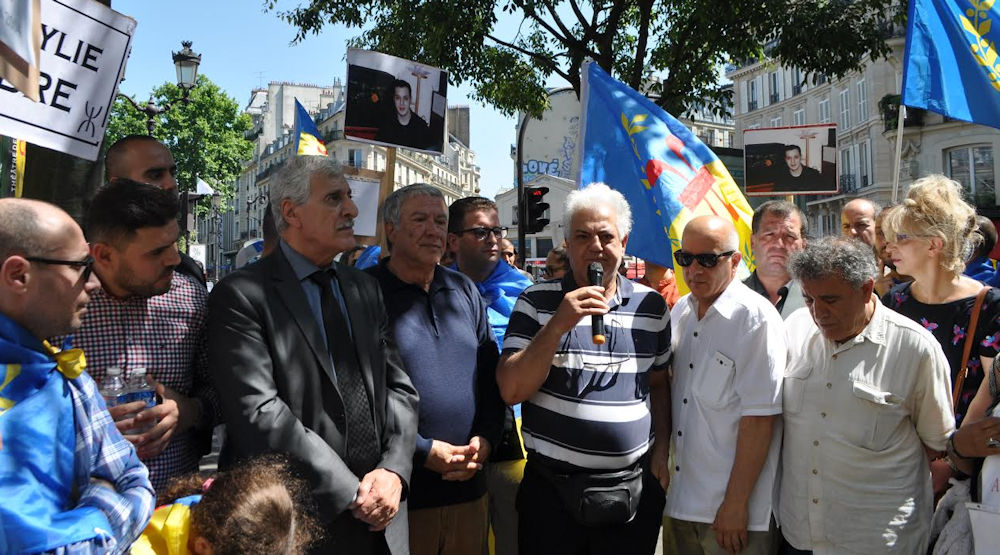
[161,456,320,555]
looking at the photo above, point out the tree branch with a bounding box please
[486,33,571,83]
[630,0,654,89]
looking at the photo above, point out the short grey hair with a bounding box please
[564,182,633,238]
[381,183,444,227]
[270,156,345,233]
[0,200,48,261]
[788,236,878,288]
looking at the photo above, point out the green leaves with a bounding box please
[264,0,904,118]
[105,74,253,206]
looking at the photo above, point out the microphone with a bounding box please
[588,262,606,345]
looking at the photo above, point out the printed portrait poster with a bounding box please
[345,48,448,155]
[743,124,838,196]
[0,0,135,161]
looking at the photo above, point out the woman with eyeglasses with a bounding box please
[880,174,1000,498]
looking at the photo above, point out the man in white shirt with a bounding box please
[780,236,955,554]
[664,215,785,555]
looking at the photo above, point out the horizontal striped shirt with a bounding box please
[502,274,671,471]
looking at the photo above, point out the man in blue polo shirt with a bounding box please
[497,182,671,554]
[368,184,505,555]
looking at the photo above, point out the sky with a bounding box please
[110,0,519,200]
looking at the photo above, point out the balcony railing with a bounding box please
[792,84,802,95]
[748,100,758,112]
[840,174,857,194]
[769,93,780,104]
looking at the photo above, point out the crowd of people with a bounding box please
[2,138,1000,555]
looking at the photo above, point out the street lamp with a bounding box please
[247,191,268,240]
[117,40,201,134]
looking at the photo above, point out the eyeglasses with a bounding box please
[542,266,564,277]
[501,251,515,258]
[26,255,95,282]
[673,250,735,268]
[457,226,508,241]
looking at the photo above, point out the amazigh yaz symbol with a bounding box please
[77,101,103,137]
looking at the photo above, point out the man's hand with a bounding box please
[425,440,482,480]
[129,378,200,459]
[442,436,491,482]
[650,440,670,492]
[349,468,403,531]
[953,416,1000,458]
[712,497,749,554]
[549,285,608,335]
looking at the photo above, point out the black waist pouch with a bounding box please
[534,462,643,525]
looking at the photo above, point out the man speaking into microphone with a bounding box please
[497,182,671,554]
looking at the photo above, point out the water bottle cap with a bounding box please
[133,367,147,376]
[107,366,122,376]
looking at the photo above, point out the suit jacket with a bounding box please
[207,245,419,554]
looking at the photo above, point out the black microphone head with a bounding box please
[588,262,603,286]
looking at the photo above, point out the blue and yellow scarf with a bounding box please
[0,313,106,553]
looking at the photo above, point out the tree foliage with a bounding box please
[267,0,904,118]
[105,74,253,202]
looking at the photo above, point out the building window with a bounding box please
[947,145,996,204]
[769,71,781,104]
[349,149,363,168]
[859,140,871,187]
[748,80,758,112]
[857,79,868,123]
[841,147,854,182]
[792,67,804,95]
[793,109,805,126]
[535,237,553,259]
[512,205,518,226]
[839,89,851,129]
[770,115,782,127]
[819,99,830,123]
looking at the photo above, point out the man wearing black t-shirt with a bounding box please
[376,79,432,150]
[775,144,822,192]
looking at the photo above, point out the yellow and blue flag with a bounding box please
[579,60,755,294]
[293,99,328,156]
[903,0,1000,128]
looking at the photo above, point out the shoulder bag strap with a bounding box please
[956,286,991,408]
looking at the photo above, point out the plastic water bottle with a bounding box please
[125,367,157,434]
[100,367,126,408]
[127,367,157,410]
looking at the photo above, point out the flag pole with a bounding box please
[891,68,906,203]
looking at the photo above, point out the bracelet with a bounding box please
[944,456,972,480]
[948,434,972,460]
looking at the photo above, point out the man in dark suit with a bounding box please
[207,155,419,554]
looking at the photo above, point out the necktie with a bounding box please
[308,269,380,476]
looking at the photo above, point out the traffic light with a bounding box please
[524,186,550,233]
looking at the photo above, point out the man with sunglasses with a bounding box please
[497,183,671,554]
[664,215,785,555]
[743,200,807,319]
[66,180,220,492]
[0,198,154,552]
[447,196,532,555]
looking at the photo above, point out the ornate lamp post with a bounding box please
[116,41,201,134]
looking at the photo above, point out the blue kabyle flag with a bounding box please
[903,0,1000,128]
[578,60,755,294]
[293,99,328,156]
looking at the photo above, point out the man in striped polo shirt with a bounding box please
[497,182,671,554]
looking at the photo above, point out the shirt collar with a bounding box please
[280,239,335,282]
[688,278,744,320]
[376,257,453,295]
[840,295,888,349]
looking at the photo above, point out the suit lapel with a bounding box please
[270,248,337,386]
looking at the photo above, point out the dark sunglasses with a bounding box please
[458,226,508,241]
[673,250,735,268]
[26,255,95,282]
[542,265,564,277]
